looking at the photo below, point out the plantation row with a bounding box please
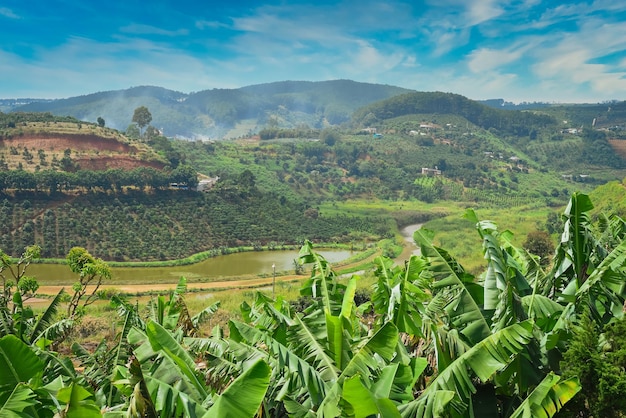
[0,191,392,260]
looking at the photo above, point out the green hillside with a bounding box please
[3,87,626,262]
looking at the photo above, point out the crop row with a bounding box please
[0,191,391,261]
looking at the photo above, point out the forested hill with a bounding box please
[351,91,557,137]
[12,80,411,139]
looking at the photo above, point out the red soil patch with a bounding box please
[1,133,165,171]
[2,134,138,153]
[609,139,626,160]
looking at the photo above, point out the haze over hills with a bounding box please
[9,80,411,139]
[6,79,625,141]
[2,84,626,260]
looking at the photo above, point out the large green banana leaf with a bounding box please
[509,373,580,418]
[414,229,490,346]
[203,359,270,418]
[402,321,534,418]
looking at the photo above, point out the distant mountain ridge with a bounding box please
[7,80,626,139]
[11,80,411,139]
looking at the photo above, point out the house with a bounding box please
[195,176,220,192]
[421,167,442,176]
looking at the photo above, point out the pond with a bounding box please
[28,248,355,285]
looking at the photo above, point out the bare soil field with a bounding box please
[609,138,626,159]
[0,124,166,171]
[2,134,137,153]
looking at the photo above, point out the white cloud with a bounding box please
[346,41,405,73]
[466,0,505,25]
[429,28,471,57]
[530,18,626,99]
[0,7,19,19]
[402,55,418,68]
[466,47,524,73]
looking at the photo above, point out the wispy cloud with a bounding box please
[467,47,524,73]
[0,7,19,19]
[531,18,626,95]
[195,20,229,30]
[120,24,189,37]
[466,0,505,25]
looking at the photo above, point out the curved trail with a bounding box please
[31,225,422,300]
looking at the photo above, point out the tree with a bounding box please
[321,128,340,146]
[65,247,111,319]
[559,310,626,418]
[238,168,256,194]
[132,106,152,136]
[125,123,140,139]
[145,125,160,139]
[96,116,105,127]
[0,245,40,309]
[523,230,555,266]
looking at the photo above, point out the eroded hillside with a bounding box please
[0,119,166,171]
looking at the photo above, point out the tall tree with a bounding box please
[132,106,152,137]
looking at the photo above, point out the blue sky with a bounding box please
[1,0,626,103]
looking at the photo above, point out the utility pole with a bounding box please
[272,263,276,298]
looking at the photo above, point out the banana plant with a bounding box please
[0,334,101,418]
[408,212,584,416]
[190,244,416,417]
[147,276,220,336]
[108,320,270,417]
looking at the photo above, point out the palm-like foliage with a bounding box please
[8,193,624,417]
[200,231,585,417]
[0,334,101,417]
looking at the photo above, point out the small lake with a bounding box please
[28,248,355,285]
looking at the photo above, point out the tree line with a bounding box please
[0,165,198,193]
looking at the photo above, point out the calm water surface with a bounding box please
[29,249,354,284]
